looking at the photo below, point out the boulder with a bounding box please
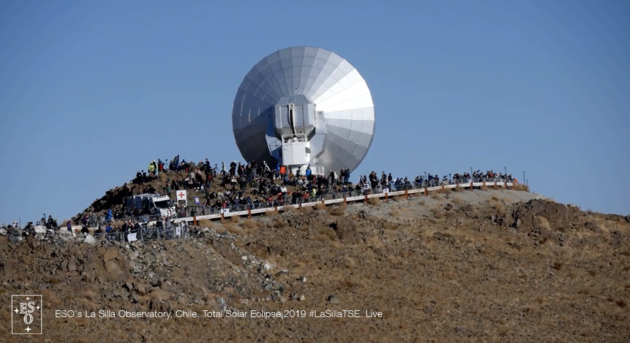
[9,234,21,243]
[84,235,96,245]
[333,217,361,244]
[327,295,340,304]
[512,200,570,232]
[67,259,77,272]
[103,247,119,262]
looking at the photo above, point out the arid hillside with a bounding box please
[2,189,629,342]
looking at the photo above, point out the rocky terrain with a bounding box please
[2,189,629,342]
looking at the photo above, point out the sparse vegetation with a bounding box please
[326,203,347,216]
[197,219,213,228]
[535,216,551,230]
[368,197,380,206]
[514,183,530,192]
[494,202,505,215]
[222,223,243,235]
[241,219,259,229]
[393,194,406,202]
[315,227,337,241]
[430,193,441,200]
[430,207,443,218]
[264,210,278,217]
[314,203,327,211]
[272,217,288,228]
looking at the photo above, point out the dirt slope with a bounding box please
[2,190,630,342]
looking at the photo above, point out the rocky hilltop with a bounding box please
[2,189,629,342]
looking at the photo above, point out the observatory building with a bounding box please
[232,46,375,176]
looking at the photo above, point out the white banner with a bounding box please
[175,227,181,236]
[127,233,138,242]
[383,188,389,194]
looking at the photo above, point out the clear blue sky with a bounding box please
[1,0,629,224]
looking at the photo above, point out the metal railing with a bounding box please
[107,176,517,223]
[85,225,193,243]
[160,179,518,225]
[15,179,519,245]
[71,175,517,227]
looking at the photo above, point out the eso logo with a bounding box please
[11,295,43,334]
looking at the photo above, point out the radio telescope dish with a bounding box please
[232,46,375,176]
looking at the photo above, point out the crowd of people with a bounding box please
[128,155,517,219]
[85,216,190,241]
[3,152,518,232]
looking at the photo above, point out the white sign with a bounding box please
[176,190,187,201]
[127,233,138,242]
[175,227,181,236]
[383,188,389,194]
[194,197,199,204]
[220,208,230,214]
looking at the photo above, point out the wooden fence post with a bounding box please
[424,187,428,196]
[343,195,347,205]
[193,215,197,226]
[248,208,252,219]
[364,194,368,205]
[220,212,224,223]
[494,181,497,190]
[469,182,473,191]
[405,189,409,199]
[482,181,486,191]
[385,192,388,203]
